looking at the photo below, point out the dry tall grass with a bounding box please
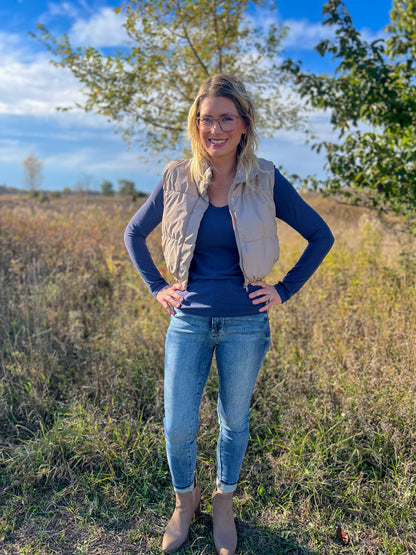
[0,194,415,554]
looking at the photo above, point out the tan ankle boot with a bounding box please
[212,488,237,555]
[162,483,201,553]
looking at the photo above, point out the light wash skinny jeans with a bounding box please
[163,310,270,493]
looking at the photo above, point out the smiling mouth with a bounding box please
[209,138,228,146]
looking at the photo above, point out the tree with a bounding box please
[282,0,416,215]
[100,179,115,196]
[23,155,43,191]
[33,0,302,158]
[118,179,136,197]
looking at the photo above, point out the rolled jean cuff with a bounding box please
[216,478,237,493]
[173,477,195,494]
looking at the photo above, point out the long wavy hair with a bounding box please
[187,74,259,184]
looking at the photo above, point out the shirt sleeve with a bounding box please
[273,168,335,303]
[123,179,169,297]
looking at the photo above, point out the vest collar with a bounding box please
[196,160,263,196]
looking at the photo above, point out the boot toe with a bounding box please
[162,530,187,553]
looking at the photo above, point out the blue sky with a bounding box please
[0,0,393,192]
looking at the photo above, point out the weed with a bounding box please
[0,195,415,553]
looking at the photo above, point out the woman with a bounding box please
[124,73,334,554]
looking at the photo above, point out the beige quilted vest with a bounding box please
[162,157,279,289]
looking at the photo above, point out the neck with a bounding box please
[210,157,238,182]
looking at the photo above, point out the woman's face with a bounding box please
[197,96,247,163]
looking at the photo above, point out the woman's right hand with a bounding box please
[156,283,185,315]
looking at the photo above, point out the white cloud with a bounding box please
[282,18,388,52]
[258,105,341,180]
[0,31,32,63]
[42,146,164,191]
[258,131,326,179]
[359,27,389,44]
[44,147,138,172]
[0,29,87,116]
[243,6,334,53]
[285,108,337,144]
[69,7,130,47]
[0,30,119,132]
[0,138,29,163]
[0,134,162,190]
[47,1,81,20]
[282,19,336,50]
[0,57,84,116]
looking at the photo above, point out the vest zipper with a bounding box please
[228,183,249,290]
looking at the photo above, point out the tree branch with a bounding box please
[180,25,210,76]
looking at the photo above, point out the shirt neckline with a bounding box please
[208,203,229,209]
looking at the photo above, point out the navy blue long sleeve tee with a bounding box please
[124,167,334,316]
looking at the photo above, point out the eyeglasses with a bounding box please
[196,115,240,132]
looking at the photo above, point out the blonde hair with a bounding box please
[187,74,259,184]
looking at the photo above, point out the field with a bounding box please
[0,193,415,554]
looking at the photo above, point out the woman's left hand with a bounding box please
[249,281,282,312]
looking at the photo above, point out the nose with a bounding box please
[210,119,223,133]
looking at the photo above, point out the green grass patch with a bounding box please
[1,195,415,553]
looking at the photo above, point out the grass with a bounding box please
[0,193,415,554]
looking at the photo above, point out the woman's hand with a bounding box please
[156,283,185,315]
[249,281,282,312]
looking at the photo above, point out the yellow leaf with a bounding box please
[114,2,125,15]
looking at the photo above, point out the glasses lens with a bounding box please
[198,117,213,128]
[197,116,238,131]
[220,116,238,131]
